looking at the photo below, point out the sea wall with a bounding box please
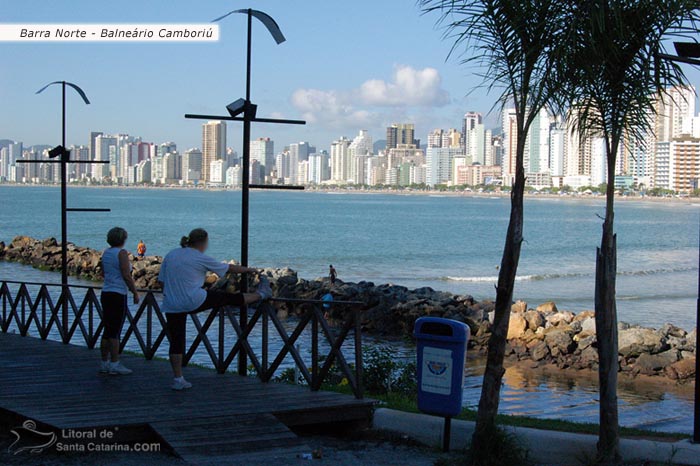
[0,235,696,382]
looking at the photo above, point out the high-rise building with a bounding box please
[288,142,314,182]
[93,134,116,180]
[656,86,696,142]
[209,159,226,184]
[201,121,226,183]
[501,109,518,184]
[466,123,486,164]
[462,112,482,154]
[225,165,242,187]
[428,129,444,148]
[526,107,551,174]
[426,147,462,186]
[162,152,181,184]
[549,126,567,177]
[446,128,461,148]
[386,123,416,149]
[348,130,373,156]
[89,131,102,162]
[308,153,330,184]
[330,136,351,182]
[250,137,274,176]
[182,148,203,183]
[655,135,700,192]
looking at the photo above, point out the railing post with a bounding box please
[218,307,225,374]
[238,303,248,376]
[354,307,364,399]
[311,305,319,390]
[262,303,268,379]
[62,286,69,344]
[89,290,94,344]
[146,292,153,358]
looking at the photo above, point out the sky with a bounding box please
[1,0,699,155]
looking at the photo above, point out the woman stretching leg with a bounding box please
[158,228,272,390]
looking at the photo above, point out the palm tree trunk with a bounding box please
[595,159,620,464]
[472,140,525,457]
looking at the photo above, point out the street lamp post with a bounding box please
[17,81,110,342]
[659,42,700,443]
[185,8,306,375]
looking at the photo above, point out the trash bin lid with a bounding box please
[414,316,469,342]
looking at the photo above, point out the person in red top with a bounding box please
[137,240,146,258]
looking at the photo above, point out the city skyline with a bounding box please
[3,84,700,193]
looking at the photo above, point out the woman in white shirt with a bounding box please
[158,228,272,390]
[100,227,140,375]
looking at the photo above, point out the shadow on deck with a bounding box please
[0,281,375,464]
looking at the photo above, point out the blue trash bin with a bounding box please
[414,317,470,418]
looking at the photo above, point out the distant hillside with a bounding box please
[373,139,386,153]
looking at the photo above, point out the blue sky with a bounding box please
[1,0,699,154]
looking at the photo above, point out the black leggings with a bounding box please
[101,292,127,339]
[166,290,246,355]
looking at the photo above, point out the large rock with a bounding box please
[634,350,678,375]
[524,310,545,331]
[530,341,549,361]
[579,317,596,337]
[507,312,528,340]
[546,311,575,328]
[536,301,558,314]
[579,346,599,367]
[544,328,575,357]
[665,358,696,380]
[618,327,666,357]
[511,300,527,314]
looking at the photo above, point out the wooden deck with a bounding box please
[0,332,375,464]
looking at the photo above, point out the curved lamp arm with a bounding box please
[36,81,90,105]
[212,8,286,44]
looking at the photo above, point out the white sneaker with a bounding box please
[171,378,193,390]
[99,361,110,373]
[109,362,133,375]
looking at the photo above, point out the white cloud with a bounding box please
[359,66,449,107]
[290,66,450,129]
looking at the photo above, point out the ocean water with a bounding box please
[1,185,697,329]
[0,185,698,433]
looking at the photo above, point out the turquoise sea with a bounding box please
[0,185,698,433]
[1,185,697,329]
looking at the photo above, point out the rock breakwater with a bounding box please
[0,235,695,382]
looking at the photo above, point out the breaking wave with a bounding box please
[443,266,696,283]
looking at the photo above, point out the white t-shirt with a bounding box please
[158,247,229,313]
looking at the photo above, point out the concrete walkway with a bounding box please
[373,408,700,465]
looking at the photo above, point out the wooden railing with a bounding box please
[0,280,365,398]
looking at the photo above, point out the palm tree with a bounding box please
[562,1,698,462]
[420,0,572,459]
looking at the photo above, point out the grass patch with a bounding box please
[323,385,686,441]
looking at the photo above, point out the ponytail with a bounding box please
[181,228,208,248]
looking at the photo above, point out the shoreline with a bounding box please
[0,235,697,385]
[2,181,699,205]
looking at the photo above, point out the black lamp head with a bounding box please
[673,42,700,59]
[226,98,258,119]
[48,145,69,159]
[226,98,247,117]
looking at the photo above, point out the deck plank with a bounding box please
[0,332,373,464]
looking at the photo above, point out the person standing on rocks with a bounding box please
[158,228,273,391]
[137,239,146,258]
[100,227,140,376]
[329,264,337,285]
